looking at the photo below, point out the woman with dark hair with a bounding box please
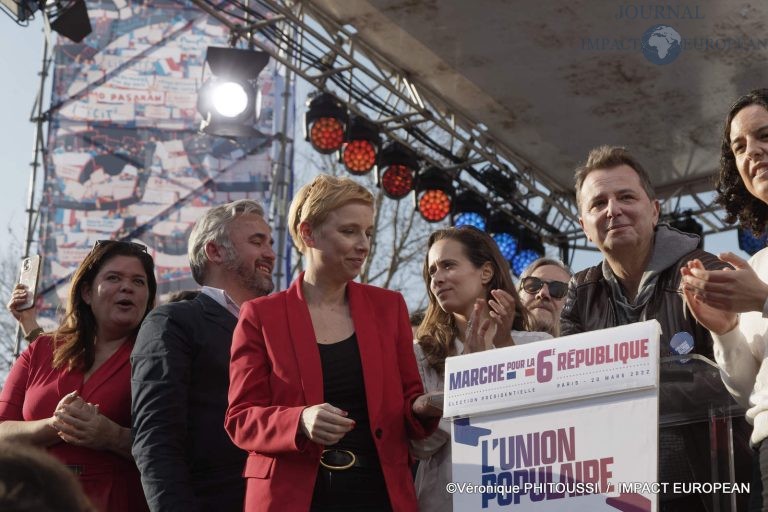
[412,226,550,511]
[0,240,155,512]
[681,88,768,510]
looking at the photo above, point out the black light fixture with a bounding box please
[415,167,454,222]
[305,93,347,154]
[452,190,489,231]
[45,0,92,42]
[341,116,380,175]
[197,47,270,138]
[377,142,418,199]
[480,165,516,201]
[669,210,704,247]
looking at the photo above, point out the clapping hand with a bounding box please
[51,391,117,450]
[680,252,768,335]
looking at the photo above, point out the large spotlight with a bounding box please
[197,47,269,138]
[341,116,380,175]
[415,167,454,223]
[511,230,545,276]
[738,228,768,256]
[377,142,418,200]
[452,190,489,231]
[45,0,92,42]
[487,213,518,261]
[305,93,347,154]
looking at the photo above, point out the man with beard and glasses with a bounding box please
[518,258,572,337]
[561,145,751,512]
[131,200,275,512]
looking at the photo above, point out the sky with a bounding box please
[0,14,751,279]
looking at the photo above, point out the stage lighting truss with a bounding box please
[341,116,380,175]
[452,190,489,231]
[415,167,454,223]
[305,92,347,154]
[197,46,270,138]
[187,0,735,250]
[377,142,418,200]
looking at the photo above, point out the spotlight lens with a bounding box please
[211,81,249,118]
[418,189,451,222]
[512,249,541,277]
[381,165,414,199]
[343,140,377,174]
[492,233,518,261]
[310,117,345,153]
[454,212,486,231]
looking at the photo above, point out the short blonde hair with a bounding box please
[288,174,374,253]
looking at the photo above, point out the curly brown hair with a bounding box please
[415,226,532,374]
[715,89,768,234]
[52,241,156,371]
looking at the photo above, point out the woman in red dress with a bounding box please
[1,240,155,512]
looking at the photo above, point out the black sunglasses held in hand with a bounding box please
[520,276,568,299]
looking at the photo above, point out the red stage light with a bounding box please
[381,164,414,199]
[415,167,454,222]
[342,139,377,174]
[305,93,347,155]
[418,189,452,222]
[309,117,345,153]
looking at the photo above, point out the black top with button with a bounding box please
[317,333,378,458]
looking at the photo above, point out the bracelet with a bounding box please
[23,327,43,342]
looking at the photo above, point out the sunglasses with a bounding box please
[92,240,148,253]
[520,276,568,299]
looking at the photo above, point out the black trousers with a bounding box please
[310,465,392,511]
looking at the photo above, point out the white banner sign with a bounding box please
[448,321,661,511]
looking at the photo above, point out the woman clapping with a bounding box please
[1,240,155,512]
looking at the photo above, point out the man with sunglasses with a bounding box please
[518,258,572,337]
[561,145,750,512]
[131,200,276,512]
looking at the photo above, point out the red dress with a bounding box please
[0,336,148,512]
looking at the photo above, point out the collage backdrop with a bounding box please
[38,0,288,322]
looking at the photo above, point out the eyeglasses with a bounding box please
[520,276,568,299]
[92,240,148,253]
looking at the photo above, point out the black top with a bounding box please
[317,333,378,458]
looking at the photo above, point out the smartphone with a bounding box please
[17,255,41,311]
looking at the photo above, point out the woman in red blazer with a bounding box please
[226,174,440,511]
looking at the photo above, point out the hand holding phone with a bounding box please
[16,255,41,311]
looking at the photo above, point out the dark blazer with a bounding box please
[131,293,246,512]
[225,274,437,512]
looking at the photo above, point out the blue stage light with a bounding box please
[512,249,541,277]
[493,232,518,261]
[454,212,486,231]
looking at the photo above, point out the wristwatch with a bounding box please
[23,327,43,342]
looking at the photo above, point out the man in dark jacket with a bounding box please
[561,145,749,512]
[131,200,275,512]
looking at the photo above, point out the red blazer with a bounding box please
[226,274,436,511]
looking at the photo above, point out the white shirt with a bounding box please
[200,286,240,319]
